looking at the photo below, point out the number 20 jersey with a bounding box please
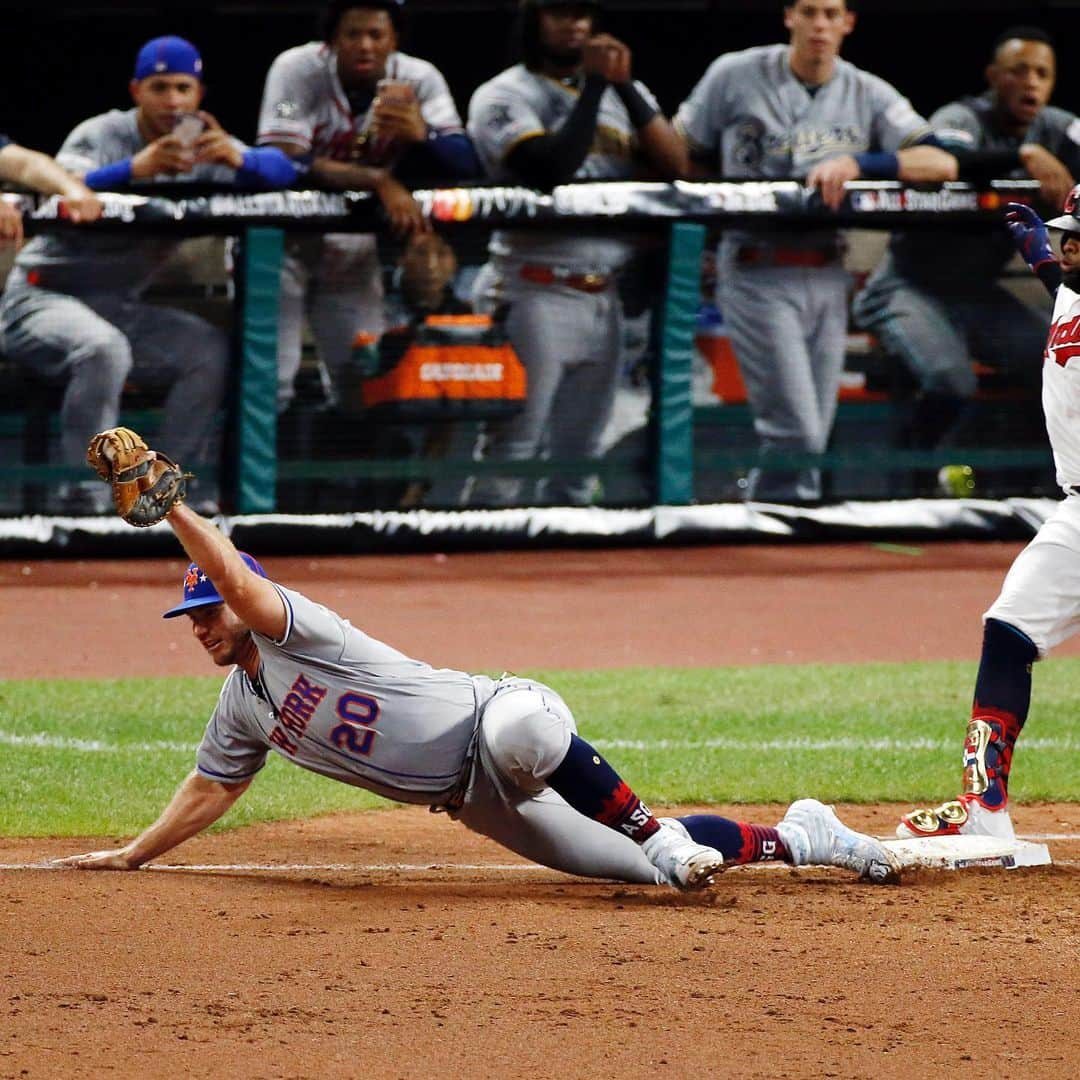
[196,584,496,803]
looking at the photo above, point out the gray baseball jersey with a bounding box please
[196,584,498,804]
[12,109,242,295]
[468,64,660,270]
[257,43,464,163]
[676,43,930,251]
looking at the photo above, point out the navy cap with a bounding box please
[133,36,204,81]
[162,553,267,619]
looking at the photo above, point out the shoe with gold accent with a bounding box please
[896,793,1015,840]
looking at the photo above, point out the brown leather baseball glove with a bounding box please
[86,427,188,528]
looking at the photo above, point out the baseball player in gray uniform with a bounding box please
[854,27,1080,466]
[899,192,1080,841]
[55,435,900,888]
[257,0,481,412]
[466,0,685,507]
[0,36,297,513]
[674,0,956,504]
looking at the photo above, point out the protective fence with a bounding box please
[0,178,1061,552]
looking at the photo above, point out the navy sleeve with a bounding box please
[0,133,11,151]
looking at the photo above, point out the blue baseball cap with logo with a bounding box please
[162,553,268,619]
[133,36,204,82]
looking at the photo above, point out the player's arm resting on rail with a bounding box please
[808,135,957,210]
[266,139,427,234]
[53,771,251,870]
[0,141,102,222]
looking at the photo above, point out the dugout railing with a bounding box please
[0,178,1057,532]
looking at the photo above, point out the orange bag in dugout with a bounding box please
[360,314,526,420]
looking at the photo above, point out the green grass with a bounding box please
[1,662,1077,837]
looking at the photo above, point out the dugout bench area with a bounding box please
[0,179,1058,526]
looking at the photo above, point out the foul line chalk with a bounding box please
[2,730,1077,755]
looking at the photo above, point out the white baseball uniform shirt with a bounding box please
[468,64,661,271]
[1041,279,1080,490]
[257,42,464,164]
[196,584,498,804]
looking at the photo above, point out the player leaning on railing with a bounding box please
[899,190,1080,840]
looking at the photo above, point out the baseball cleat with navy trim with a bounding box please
[642,821,725,891]
[778,799,902,884]
[896,793,1015,840]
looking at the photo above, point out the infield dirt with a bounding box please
[2,543,1078,1078]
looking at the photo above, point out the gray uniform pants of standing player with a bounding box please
[852,254,1049,402]
[0,277,227,470]
[453,676,661,884]
[719,255,851,504]
[275,233,385,412]
[470,262,623,507]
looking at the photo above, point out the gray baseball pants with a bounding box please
[470,263,623,507]
[275,233,385,412]
[719,258,851,503]
[454,676,660,884]
[0,281,227,467]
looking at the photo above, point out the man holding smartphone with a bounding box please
[257,0,482,412]
[0,36,297,514]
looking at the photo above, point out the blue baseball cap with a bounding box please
[133,36,204,82]
[162,552,267,619]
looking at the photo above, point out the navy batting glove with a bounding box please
[1005,202,1054,269]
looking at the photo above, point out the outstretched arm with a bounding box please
[166,503,288,641]
[52,771,250,870]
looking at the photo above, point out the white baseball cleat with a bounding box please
[642,820,725,891]
[777,799,902,885]
[896,794,1015,841]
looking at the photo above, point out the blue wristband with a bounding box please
[83,158,133,190]
[853,151,900,180]
[237,147,299,189]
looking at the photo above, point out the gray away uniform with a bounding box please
[854,94,1080,406]
[0,109,232,474]
[257,44,465,411]
[467,66,658,506]
[198,583,664,884]
[676,45,931,502]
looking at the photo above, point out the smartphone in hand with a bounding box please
[172,113,206,148]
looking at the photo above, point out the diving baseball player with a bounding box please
[854,27,1080,475]
[0,36,297,514]
[257,0,481,412]
[674,0,957,503]
[466,0,685,506]
[899,192,1080,840]
[55,426,901,889]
